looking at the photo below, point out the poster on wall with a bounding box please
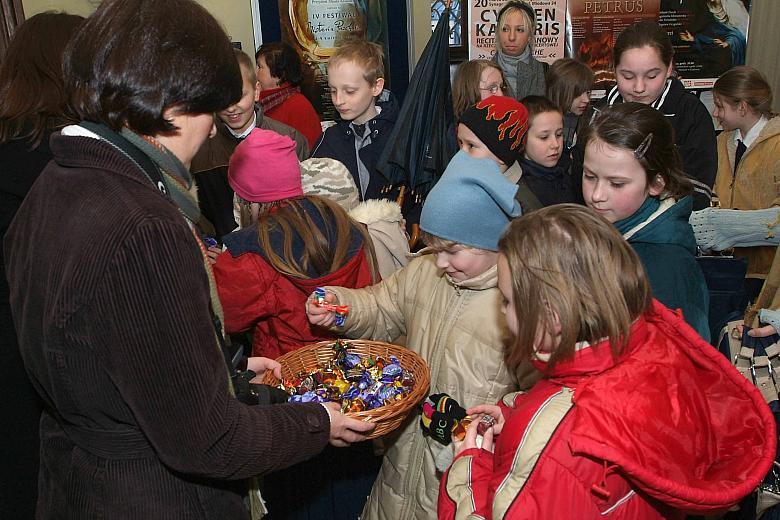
[468,0,566,63]
[567,0,660,89]
[567,0,750,90]
[278,0,389,121]
[658,0,750,89]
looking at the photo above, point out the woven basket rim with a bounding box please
[261,339,430,425]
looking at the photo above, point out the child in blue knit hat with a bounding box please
[305,150,522,520]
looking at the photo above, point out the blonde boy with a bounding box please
[190,48,307,238]
[306,151,521,520]
[311,40,399,202]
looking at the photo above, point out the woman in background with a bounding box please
[493,1,547,101]
[256,41,322,149]
[0,12,83,518]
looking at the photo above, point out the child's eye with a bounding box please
[647,74,658,79]
[583,173,595,181]
[345,89,357,95]
[621,73,635,80]
[610,182,626,188]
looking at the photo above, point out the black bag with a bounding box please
[697,255,749,343]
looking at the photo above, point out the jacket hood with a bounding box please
[562,300,776,512]
[222,197,370,292]
[623,196,697,253]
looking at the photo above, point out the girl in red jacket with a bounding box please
[438,204,775,519]
[213,128,379,359]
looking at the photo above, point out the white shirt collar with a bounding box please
[735,115,768,148]
[226,111,257,139]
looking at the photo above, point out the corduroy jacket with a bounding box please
[4,131,330,519]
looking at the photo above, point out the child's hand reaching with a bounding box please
[452,404,505,458]
[305,289,339,328]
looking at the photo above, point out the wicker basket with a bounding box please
[261,339,430,439]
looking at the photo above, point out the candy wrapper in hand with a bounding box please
[419,393,467,445]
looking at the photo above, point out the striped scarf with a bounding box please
[258,83,300,113]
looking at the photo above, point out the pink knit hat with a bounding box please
[228,128,303,202]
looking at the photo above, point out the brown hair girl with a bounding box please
[498,203,652,370]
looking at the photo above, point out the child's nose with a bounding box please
[434,253,449,270]
[634,78,645,93]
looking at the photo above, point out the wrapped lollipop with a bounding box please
[311,287,349,326]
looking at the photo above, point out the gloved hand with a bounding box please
[420,393,468,445]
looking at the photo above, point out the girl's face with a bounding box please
[570,90,591,116]
[524,111,563,167]
[457,123,506,170]
[582,136,664,223]
[615,46,673,104]
[479,67,505,99]
[712,93,744,131]
[497,254,518,337]
[499,10,531,57]
[435,245,497,283]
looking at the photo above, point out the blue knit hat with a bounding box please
[420,151,522,251]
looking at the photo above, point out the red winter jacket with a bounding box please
[439,300,776,519]
[213,200,376,358]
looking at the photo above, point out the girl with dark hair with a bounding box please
[594,20,717,210]
[256,42,322,148]
[4,1,373,518]
[493,1,547,101]
[0,11,83,518]
[438,203,774,519]
[581,102,710,339]
[545,58,594,151]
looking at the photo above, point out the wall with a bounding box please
[746,0,780,113]
[22,0,256,52]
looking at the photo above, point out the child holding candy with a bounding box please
[306,151,521,520]
[439,204,776,519]
[212,128,379,360]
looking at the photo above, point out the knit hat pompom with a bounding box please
[420,151,522,251]
[300,157,359,211]
[459,95,529,166]
[228,128,303,203]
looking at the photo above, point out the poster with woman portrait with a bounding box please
[468,0,567,63]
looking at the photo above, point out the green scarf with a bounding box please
[614,196,661,236]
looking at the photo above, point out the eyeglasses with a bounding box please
[479,84,506,95]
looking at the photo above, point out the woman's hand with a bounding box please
[305,290,338,328]
[205,245,222,265]
[246,357,282,380]
[322,402,375,447]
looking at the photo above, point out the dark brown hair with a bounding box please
[713,66,774,118]
[499,204,652,371]
[0,12,83,146]
[452,60,507,119]
[545,59,594,114]
[614,21,674,68]
[256,42,304,87]
[520,95,562,124]
[63,0,242,136]
[582,102,692,199]
[255,195,379,282]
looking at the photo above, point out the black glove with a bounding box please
[420,393,467,445]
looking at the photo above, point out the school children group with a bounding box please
[3,0,780,519]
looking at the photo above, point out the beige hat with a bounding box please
[299,157,360,212]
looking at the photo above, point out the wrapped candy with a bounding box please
[420,393,497,445]
[279,340,416,413]
[311,287,349,326]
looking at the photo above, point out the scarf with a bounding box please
[496,46,546,101]
[518,157,576,206]
[120,126,267,518]
[258,83,301,114]
[120,127,225,332]
[614,196,661,236]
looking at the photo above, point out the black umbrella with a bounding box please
[377,2,457,207]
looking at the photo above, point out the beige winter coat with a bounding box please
[327,254,517,520]
[713,116,780,278]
